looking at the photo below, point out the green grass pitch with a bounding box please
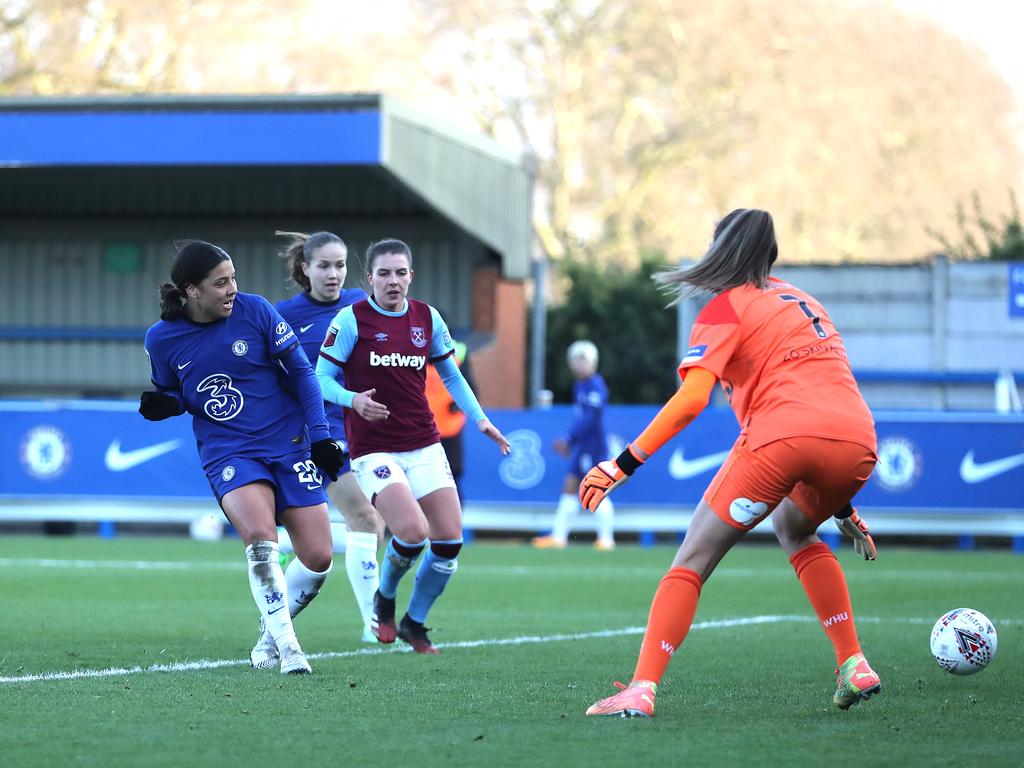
[1,535,1020,767]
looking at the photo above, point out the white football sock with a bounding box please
[245,540,297,649]
[276,526,294,555]
[345,531,380,629]
[330,521,349,554]
[550,493,580,543]
[594,497,615,545]
[285,556,332,619]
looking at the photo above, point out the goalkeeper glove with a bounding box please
[139,390,182,421]
[579,444,645,512]
[834,504,876,561]
[310,438,343,482]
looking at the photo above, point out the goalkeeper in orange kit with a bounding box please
[580,209,880,718]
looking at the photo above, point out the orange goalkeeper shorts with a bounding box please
[704,435,877,530]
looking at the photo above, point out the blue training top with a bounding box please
[144,292,330,471]
[275,287,367,441]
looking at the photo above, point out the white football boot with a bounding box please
[249,618,279,670]
[279,641,312,675]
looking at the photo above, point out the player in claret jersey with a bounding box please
[316,238,510,654]
[579,209,882,717]
[141,241,343,675]
[275,230,384,643]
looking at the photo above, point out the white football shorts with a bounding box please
[352,442,456,501]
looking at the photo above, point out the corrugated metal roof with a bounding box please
[0,94,534,279]
[381,97,533,280]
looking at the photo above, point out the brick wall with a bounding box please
[470,267,526,407]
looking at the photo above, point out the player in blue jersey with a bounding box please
[275,230,384,643]
[315,238,510,654]
[140,241,343,675]
[533,340,616,550]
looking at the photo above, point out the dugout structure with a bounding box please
[0,94,533,407]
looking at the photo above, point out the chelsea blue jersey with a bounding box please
[144,292,328,471]
[275,288,366,442]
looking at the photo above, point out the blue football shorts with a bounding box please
[207,448,328,515]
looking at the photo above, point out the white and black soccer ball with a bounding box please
[929,608,997,675]
[189,512,225,542]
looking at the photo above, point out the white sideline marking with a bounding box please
[0,558,237,571]
[0,615,806,685]
[3,613,1020,686]
[0,558,1020,582]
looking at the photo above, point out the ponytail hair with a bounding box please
[159,240,232,321]
[276,230,346,292]
[654,208,778,304]
[159,283,187,321]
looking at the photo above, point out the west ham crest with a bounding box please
[410,326,427,348]
[374,465,392,479]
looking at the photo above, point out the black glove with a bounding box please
[310,438,343,482]
[139,390,182,421]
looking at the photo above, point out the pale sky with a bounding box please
[895,0,1023,112]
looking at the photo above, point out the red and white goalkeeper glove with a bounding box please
[579,445,644,512]
[834,505,877,561]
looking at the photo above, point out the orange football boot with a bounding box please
[586,680,657,717]
[833,653,881,709]
[531,535,567,549]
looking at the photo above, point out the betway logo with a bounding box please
[370,350,426,369]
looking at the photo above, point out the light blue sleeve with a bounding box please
[428,306,456,361]
[314,306,360,408]
[435,352,486,425]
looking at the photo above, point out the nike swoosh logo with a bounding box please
[267,606,286,615]
[104,439,183,472]
[299,324,314,333]
[667,447,731,480]
[959,450,1024,484]
[177,360,192,369]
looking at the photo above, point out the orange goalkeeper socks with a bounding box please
[632,567,703,685]
[790,542,862,665]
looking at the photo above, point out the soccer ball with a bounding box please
[189,512,225,542]
[929,608,998,675]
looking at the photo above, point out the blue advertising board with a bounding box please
[1011,263,1024,318]
[2,401,1023,517]
[460,407,1024,514]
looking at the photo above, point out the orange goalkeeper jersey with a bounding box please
[679,277,875,452]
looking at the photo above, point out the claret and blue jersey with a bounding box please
[276,287,367,444]
[316,296,485,459]
[144,292,329,471]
